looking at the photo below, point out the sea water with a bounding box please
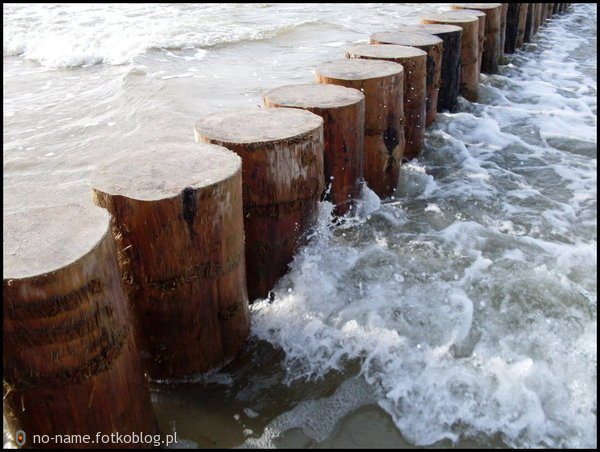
[3,3,596,449]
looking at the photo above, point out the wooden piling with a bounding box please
[392,24,463,113]
[342,47,425,162]
[451,4,503,74]
[263,83,365,216]
[447,9,486,75]
[546,3,554,19]
[524,2,534,43]
[504,3,520,54]
[194,108,325,300]
[532,3,541,35]
[3,203,158,448]
[370,32,443,127]
[500,3,509,62]
[553,3,560,14]
[315,58,404,194]
[515,4,529,49]
[91,143,250,379]
[420,13,480,102]
[540,4,548,27]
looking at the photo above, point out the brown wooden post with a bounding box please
[504,3,521,54]
[447,9,486,74]
[524,2,534,43]
[194,108,324,300]
[392,24,463,113]
[3,204,158,448]
[420,13,480,102]
[92,143,250,379]
[546,3,554,19]
[370,32,443,128]
[539,4,548,26]
[263,83,365,216]
[553,3,560,14]
[343,47,425,162]
[315,58,404,194]
[516,3,529,48]
[451,4,503,74]
[500,3,509,62]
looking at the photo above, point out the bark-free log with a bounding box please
[392,24,463,113]
[533,3,542,34]
[343,47,424,162]
[420,13,480,102]
[451,4,503,74]
[517,3,530,47]
[447,9,486,74]
[546,3,554,19]
[553,3,560,14]
[540,4,548,27]
[263,83,365,216]
[3,204,158,448]
[524,2,534,43]
[370,32,443,127]
[315,58,404,194]
[504,3,520,54]
[500,3,508,63]
[194,108,324,300]
[92,143,250,379]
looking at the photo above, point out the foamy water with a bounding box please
[3,3,597,449]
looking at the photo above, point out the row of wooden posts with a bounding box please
[3,3,572,448]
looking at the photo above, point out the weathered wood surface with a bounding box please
[263,83,365,215]
[92,143,250,378]
[451,4,503,74]
[504,3,520,54]
[500,3,508,62]
[316,58,404,195]
[343,46,425,163]
[515,3,529,49]
[447,9,486,74]
[194,108,324,300]
[3,203,158,448]
[420,13,480,102]
[392,24,463,113]
[370,31,443,127]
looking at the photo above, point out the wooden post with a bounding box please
[342,47,424,162]
[504,3,520,54]
[420,13,480,102]
[500,3,509,63]
[392,24,463,113]
[369,32,443,127]
[194,108,325,300]
[447,9,486,74]
[540,4,548,26]
[3,204,158,448]
[553,3,560,14]
[315,58,404,194]
[263,83,365,216]
[524,2,534,43]
[516,4,529,49]
[92,143,250,379]
[546,3,554,19]
[451,4,503,74]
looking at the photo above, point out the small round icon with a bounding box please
[15,430,26,446]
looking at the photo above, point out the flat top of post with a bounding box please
[345,44,427,61]
[316,58,404,81]
[4,203,110,280]
[446,9,486,18]
[420,12,480,24]
[194,107,323,146]
[451,3,502,10]
[263,83,364,109]
[395,24,463,36]
[91,142,241,201]
[370,31,443,47]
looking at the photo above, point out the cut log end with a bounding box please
[315,57,404,81]
[263,83,364,110]
[370,31,443,48]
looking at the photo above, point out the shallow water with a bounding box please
[3,3,597,449]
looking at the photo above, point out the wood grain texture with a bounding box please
[3,204,158,448]
[92,143,250,379]
[316,58,405,194]
[263,83,365,215]
[194,108,325,300]
[370,32,443,126]
[420,13,480,102]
